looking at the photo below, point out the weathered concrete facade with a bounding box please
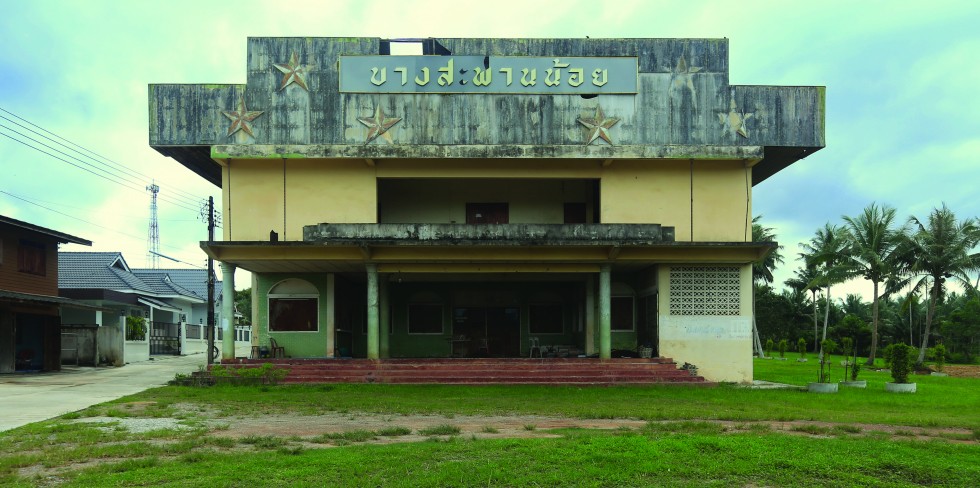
[149,37,823,382]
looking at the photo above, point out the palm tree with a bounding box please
[895,205,980,365]
[800,223,851,361]
[752,216,783,358]
[785,264,820,352]
[841,203,901,366]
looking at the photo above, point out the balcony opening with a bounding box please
[377,178,599,225]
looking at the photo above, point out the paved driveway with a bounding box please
[0,353,212,432]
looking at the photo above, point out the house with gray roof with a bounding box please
[59,252,231,361]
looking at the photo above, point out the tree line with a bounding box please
[754,203,980,366]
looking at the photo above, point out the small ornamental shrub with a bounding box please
[765,339,774,357]
[798,338,807,358]
[888,343,914,384]
[777,339,788,358]
[851,361,861,381]
[125,316,147,341]
[818,339,838,383]
[882,343,897,369]
[933,343,946,372]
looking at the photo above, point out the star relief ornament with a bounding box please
[577,105,620,145]
[222,96,264,139]
[358,106,401,144]
[718,98,753,139]
[273,52,312,92]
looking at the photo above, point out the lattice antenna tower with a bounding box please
[146,181,160,268]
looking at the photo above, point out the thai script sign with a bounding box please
[339,56,637,94]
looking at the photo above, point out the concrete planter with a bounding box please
[885,382,917,393]
[839,380,867,388]
[930,372,948,377]
[775,357,788,361]
[797,358,808,362]
[807,382,839,393]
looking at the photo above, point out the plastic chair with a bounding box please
[269,338,285,358]
[477,338,490,357]
[529,337,541,358]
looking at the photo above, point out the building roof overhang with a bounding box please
[0,290,108,311]
[0,215,92,245]
[201,240,775,274]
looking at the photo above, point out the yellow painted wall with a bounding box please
[379,179,592,224]
[600,160,692,238]
[656,264,754,383]
[226,159,284,241]
[222,158,751,243]
[692,161,752,242]
[285,160,377,239]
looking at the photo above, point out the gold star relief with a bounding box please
[718,98,753,138]
[273,52,312,92]
[577,105,620,145]
[671,55,702,108]
[358,106,401,144]
[221,96,263,138]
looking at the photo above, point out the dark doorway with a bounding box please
[466,203,509,224]
[452,307,520,357]
[563,202,587,224]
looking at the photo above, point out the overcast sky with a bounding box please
[1,0,977,296]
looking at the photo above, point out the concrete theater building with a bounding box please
[149,37,823,382]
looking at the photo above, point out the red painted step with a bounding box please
[216,357,709,386]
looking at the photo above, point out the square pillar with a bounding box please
[219,262,236,361]
[585,275,596,355]
[379,278,390,359]
[326,273,336,358]
[599,264,611,360]
[366,264,380,360]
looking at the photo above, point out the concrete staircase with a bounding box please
[218,358,710,385]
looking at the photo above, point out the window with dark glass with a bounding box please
[17,240,46,276]
[408,304,443,334]
[611,296,634,331]
[529,303,564,334]
[269,298,318,332]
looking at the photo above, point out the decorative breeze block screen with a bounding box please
[669,266,741,316]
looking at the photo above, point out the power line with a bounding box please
[0,189,198,221]
[0,106,211,205]
[0,128,200,213]
[0,118,203,209]
[0,190,194,254]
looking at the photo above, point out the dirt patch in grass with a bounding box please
[208,413,976,447]
[941,365,980,378]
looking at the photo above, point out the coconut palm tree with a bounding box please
[841,202,902,366]
[785,264,821,352]
[752,216,783,358]
[895,205,980,365]
[800,223,852,361]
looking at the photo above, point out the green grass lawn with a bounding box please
[1,357,978,487]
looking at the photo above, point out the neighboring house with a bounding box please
[0,215,91,373]
[59,252,232,360]
[148,37,824,381]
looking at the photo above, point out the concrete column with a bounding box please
[599,264,612,360]
[119,312,127,365]
[379,277,390,358]
[326,273,336,358]
[220,262,236,361]
[0,312,15,373]
[366,264,380,360]
[250,273,259,348]
[585,276,596,355]
[179,312,187,357]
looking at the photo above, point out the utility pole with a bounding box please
[202,196,217,365]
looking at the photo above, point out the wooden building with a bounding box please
[0,215,91,373]
[148,37,824,382]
